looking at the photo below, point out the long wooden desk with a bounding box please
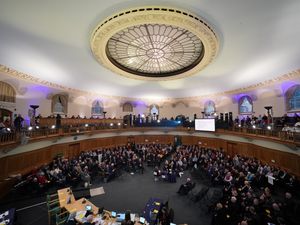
[58,188,98,213]
[57,188,144,225]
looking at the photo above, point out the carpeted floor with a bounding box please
[0,167,216,225]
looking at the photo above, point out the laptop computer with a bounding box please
[85,205,92,211]
[116,213,125,222]
[111,211,117,217]
[139,217,145,224]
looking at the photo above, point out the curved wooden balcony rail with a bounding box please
[1,122,300,147]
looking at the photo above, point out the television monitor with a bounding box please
[195,119,215,132]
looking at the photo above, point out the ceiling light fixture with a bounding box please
[91,6,219,81]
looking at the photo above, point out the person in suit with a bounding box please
[121,211,133,225]
[177,178,193,194]
[82,215,95,225]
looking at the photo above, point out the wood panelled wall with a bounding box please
[0,134,299,183]
[181,136,300,176]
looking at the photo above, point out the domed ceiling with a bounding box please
[0,0,300,100]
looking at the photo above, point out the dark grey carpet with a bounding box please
[0,167,214,225]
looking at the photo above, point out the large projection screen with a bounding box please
[195,119,215,131]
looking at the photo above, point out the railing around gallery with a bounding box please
[0,119,123,145]
[1,122,300,145]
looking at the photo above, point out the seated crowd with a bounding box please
[13,143,299,225]
[16,143,173,193]
[170,145,299,225]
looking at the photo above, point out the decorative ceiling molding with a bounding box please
[1,64,300,101]
[0,101,16,110]
[90,6,219,81]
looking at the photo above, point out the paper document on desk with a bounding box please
[90,187,105,197]
[75,211,86,221]
[92,217,105,225]
[130,214,135,222]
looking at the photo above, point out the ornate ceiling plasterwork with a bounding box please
[1,64,300,102]
[90,6,219,81]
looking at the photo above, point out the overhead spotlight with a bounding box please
[85,124,89,127]
[238,124,241,127]
[157,119,161,123]
[110,123,114,127]
[141,114,145,118]
[252,125,256,129]
[51,125,56,129]
[36,126,39,129]
[28,126,33,131]
[267,125,271,130]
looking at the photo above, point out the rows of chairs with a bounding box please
[183,184,223,212]
[46,193,69,225]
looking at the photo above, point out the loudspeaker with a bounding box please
[229,112,233,121]
[220,113,224,121]
[225,113,229,122]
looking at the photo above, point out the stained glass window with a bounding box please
[239,96,253,114]
[91,100,103,116]
[106,24,204,78]
[289,88,300,111]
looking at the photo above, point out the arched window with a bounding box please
[285,85,300,112]
[91,100,104,116]
[52,94,68,115]
[239,95,253,114]
[0,81,16,103]
[150,104,159,116]
[204,100,216,116]
[149,104,159,120]
[122,102,133,112]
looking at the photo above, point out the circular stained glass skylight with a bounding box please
[91,7,219,80]
[106,24,204,77]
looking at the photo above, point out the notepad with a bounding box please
[75,211,86,220]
